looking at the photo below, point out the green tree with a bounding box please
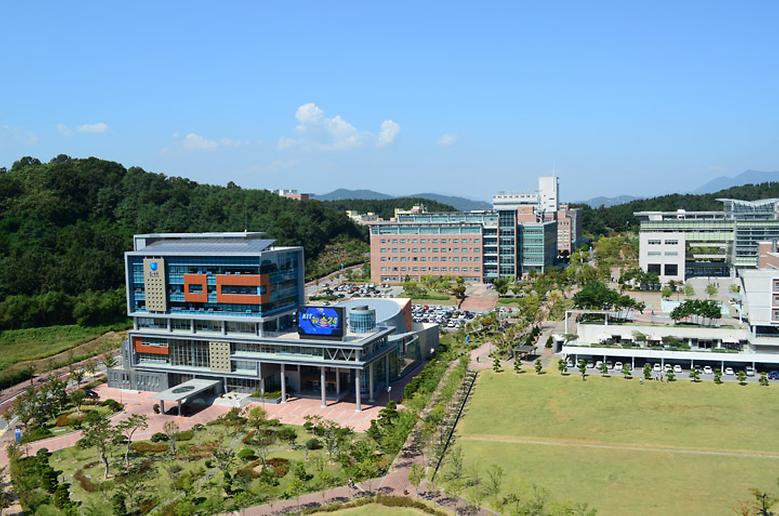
[737,370,747,386]
[714,369,723,384]
[80,413,118,479]
[557,358,567,376]
[622,362,632,379]
[760,372,770,387]
[643,363,652,380]
[69,368,85,387]
[451,276,467,307]
[683,283,695,297]
[163,420,179,455]
[408,463,424,497]
[102,354,118,369]
[513,358,523,374]
[493,277,510,296]
[577,359,587,380]
[534,358,543,375]
[598,361,609,377]
[690,368,701,383]
[660,285,673,299]
[116,413,148,467]
[705,283,719,299]
[666,368,676,382]
[492,355,503,373]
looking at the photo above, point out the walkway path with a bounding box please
[461,434,779,460]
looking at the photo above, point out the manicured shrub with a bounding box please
[237,448,257,461]
[305,438,323,450]
[174,429,194,441]
[267,457,290,477]
[99,398,124,412]
[73,469,98,493]
[191,423,206,432]
[55,414,71,427]
[129,441,168,454]
[150,432,169,442]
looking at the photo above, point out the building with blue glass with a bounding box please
[109,232,434,412]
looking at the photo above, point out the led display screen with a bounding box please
[297,306,345,339]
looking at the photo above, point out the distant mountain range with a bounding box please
[317,188,491,211]
[319,170,779,211]
[691,170,779,194]
[579,170,779,208]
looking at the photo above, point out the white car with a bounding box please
[664,364,673,373]
[566,359,573,368]
[595,361,603,370]
[745,366,756,377]
[614,361,624,371]
[724,367,735,376]
[673,365,683,374]
[652,363,662,372]
[703,365,714,375]
[606,361,614,370]
[586,361,595,369]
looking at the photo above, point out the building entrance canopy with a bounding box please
[153,378,219,402]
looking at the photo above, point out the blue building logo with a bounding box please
[150,262,158,271]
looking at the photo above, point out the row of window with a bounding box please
[646,251,679,256]
[378,237,480,244]
[647,263,679,276]
[380,256,481,263]
[380,266,481,273]
[379,247,480,254]
[647,239,679,245]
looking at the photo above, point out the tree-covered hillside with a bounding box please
[322,197,456,219]
[0,155,365,329]
[577,182,779,237]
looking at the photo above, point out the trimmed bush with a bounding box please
[267,457,290,477]
[130,441,168,454]
[174,429,194,441]
[305,438,323,450]
[73,469,98,493]
[99,398,123,412]
[150,432,169,442]
[237,448,257,461]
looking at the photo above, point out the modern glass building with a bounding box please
[637,199,779,282]
[110,232,427,412]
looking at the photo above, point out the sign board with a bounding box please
[297,306,345,340]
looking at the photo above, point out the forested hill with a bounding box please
[0,155,365,329]
[322,197,457,219]
[577,182,779,237]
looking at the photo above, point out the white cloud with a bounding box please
[77,122,110,134]
[56,123,73,136]
[438,133,458,147]
[161,132,249,155]
[279,103,399,151]
[0,124,38,146]
[377,120,400,147]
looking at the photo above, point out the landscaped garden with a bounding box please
[436,371,779,515]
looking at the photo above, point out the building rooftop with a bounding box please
[129,238,280,255]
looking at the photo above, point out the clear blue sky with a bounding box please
[2,1,778,201]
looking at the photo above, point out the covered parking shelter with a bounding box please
[153,378,220,416]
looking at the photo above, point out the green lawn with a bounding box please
[0,323,127,370]
[444,372,779,515]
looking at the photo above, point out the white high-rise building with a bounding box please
[538,176,559,214]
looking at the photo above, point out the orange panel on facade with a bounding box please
[133,336,169,355]
[216,274,270,304]
[184,273,208,303]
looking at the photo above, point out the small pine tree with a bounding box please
[714,369,723,384]
[577,359,587,380]
[760,372,769,387]
[690,369,701,383]
[666,369,676,382]
[557,358,567,376]
[534,359,542,375]
[492,355,503,373]
[514,358,523,374]
[737,370,747,386]
[622,363,631,379]
[599,362,609,377]
[643,363,652,380]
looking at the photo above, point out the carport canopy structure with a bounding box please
[514,345,536,358]
[153,378,219,416]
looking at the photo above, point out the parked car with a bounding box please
[745,366,756,377]
[673,365,683,374]
[768,371,779,380]
[595,361,603,370]
[724,367,735,376]
[566,359,574,368]
[652,363,662,372]
[703,365,714,375]
[664,364,673,373]
[586,361,595,369]
[614,361,624,371]
[606,361,614,370]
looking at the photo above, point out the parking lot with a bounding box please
[564,356,779,383]
[308,281,403,300]
[412,303,475,331]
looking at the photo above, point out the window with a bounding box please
[647,251,661,256]
[664,264,678,276]
[664,251,678,256]
[647,239,661,245]
[664,240,678,245]
[647,264,662,275]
